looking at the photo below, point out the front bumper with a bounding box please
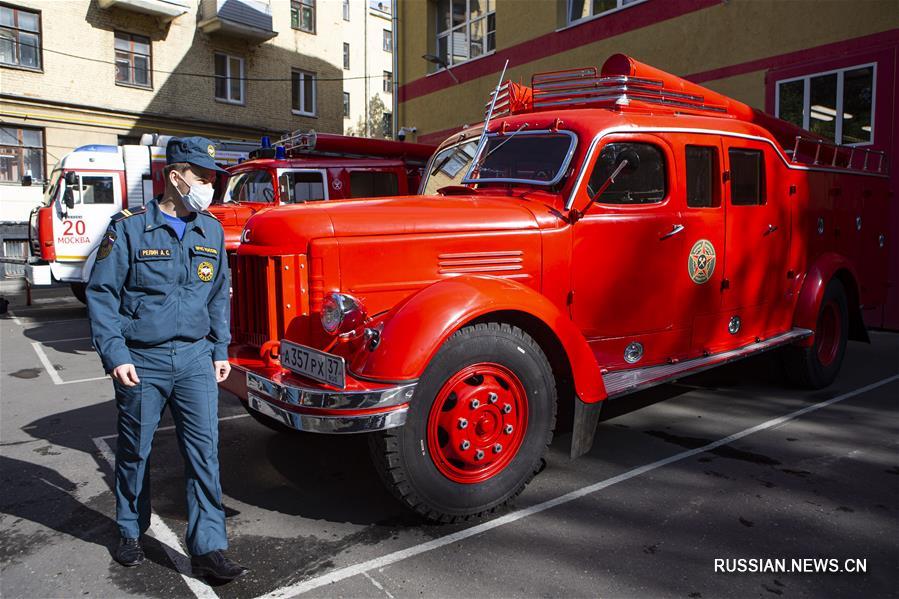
[227,363,416,434]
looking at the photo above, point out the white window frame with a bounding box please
[435,0,495,69]
[342,0,350,21]
[342,92,350,118]
[343,42,350,70]
[565,0,648,27]
[383,28,392,53]
[383,70,392,93]
[774,61,877,147]
[214,52,245,105]
[291,69,317,117]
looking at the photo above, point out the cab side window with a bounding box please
[729,148,764,205]
[685,145,719,208]
[349,171,398,198]
[588,142,666,204]
[282,171,325,203]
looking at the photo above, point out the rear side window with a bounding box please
[588,142,666,205]
[729,148,764,205]
[282,171,325,203]
[686,145,719,208]
[349,171,398,198]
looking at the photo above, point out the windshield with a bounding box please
[223,169,275,203]
[463,131,576,186]
[420,139,479,195]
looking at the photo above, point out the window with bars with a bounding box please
[214,52,244,104]
[0,4,41,70]
[776,63,875,146]
[0,126,44,183]
[342,0,350,21]
[292,69,316,116]
[115,32,151,88]
[567,0,645,24]
[383,29,392,53]
[435,0,494,68]
[343,92,350,118]
[343,42,350,70]
[291,0,315,33]
[383,70,392,93]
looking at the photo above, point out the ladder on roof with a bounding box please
[791,136,887,174]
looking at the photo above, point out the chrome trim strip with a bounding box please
[242,367,417,411]
[247,392,408,434]
[461,129,578,187]
[565,126,889,210]
[602,328,813,399]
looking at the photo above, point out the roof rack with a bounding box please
[791,136,887,174]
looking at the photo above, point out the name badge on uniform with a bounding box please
[193,245,219,257]
[138,248,172,259]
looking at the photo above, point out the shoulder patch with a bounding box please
[111,206,147,222]
[97,229,117,261]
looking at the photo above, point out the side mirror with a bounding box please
[617,149,640,173]
[21,175,33,187]
[64,172,77,186]
[63,189,75,210]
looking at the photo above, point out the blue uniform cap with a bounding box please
[166,136,229,174]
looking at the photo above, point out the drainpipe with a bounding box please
[391,0,398,139]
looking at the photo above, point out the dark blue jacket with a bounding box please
[87,199,230,371]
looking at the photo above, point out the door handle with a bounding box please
[765,223,778,235]
[660,224,685,240]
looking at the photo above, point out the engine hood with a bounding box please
[239,195,542,254]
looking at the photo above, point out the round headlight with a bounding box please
[320,293,366,335]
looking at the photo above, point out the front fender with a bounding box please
[350,275,605,403]
[793,252,865,346]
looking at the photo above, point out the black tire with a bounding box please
[244,402,300,435]
[70,282,87,304]
[369,322,557,523]
[782,278,849,389]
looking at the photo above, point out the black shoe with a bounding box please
[114,537,144,567]
[191,550,248,582]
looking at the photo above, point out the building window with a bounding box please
[343,42,350,70]
[382,112,393,138]
[115,32,151,88]
[383,29,392,53]
[383,70,392,93]
[292,69,316,116]
[729,149,765,206]
[568,0,645,24]
[214,53,244,104]
[436,0,494,68]
[291,0,315,33]
[776,63,875,145]
[0,4,41,70]
[342,0,350,20]
[343,92,350,118]
[0,126,44,183]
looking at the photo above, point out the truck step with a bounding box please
[602,328,814,399]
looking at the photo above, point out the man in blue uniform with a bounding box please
[87,137,247,582]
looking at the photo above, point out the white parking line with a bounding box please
[30,341,107,385]
[92,437,219,599]
[255,373,899,599]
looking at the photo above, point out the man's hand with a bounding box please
[112,363,140,387]
[214,360,231,383]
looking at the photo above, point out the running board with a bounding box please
[602,328,813,399]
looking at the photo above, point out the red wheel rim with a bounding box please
[816,299,840,367]
[427,363,528,484]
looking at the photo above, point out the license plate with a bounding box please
[279,340,346,388]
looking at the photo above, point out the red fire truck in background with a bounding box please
[25,134,249,301]
[211,131,436,252]
[221,54,889,522]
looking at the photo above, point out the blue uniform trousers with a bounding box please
[113,338,227,555]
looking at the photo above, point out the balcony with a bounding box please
[198,0,277,43]
[97,0,190,20]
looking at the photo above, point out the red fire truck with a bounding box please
[221,55,891,522]
[210,131,436,252]
[25,135,248,301]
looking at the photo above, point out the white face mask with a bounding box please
[174,172,215,212]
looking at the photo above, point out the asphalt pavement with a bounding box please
[1,288,897,599]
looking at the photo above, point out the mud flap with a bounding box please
[570,399,603,459]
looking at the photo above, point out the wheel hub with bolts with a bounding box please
[426,362,529,484]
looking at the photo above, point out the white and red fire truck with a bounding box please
[25,135,249,301]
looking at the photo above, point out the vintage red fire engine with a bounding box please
[209,131,435,252]
[221,55,890,521]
